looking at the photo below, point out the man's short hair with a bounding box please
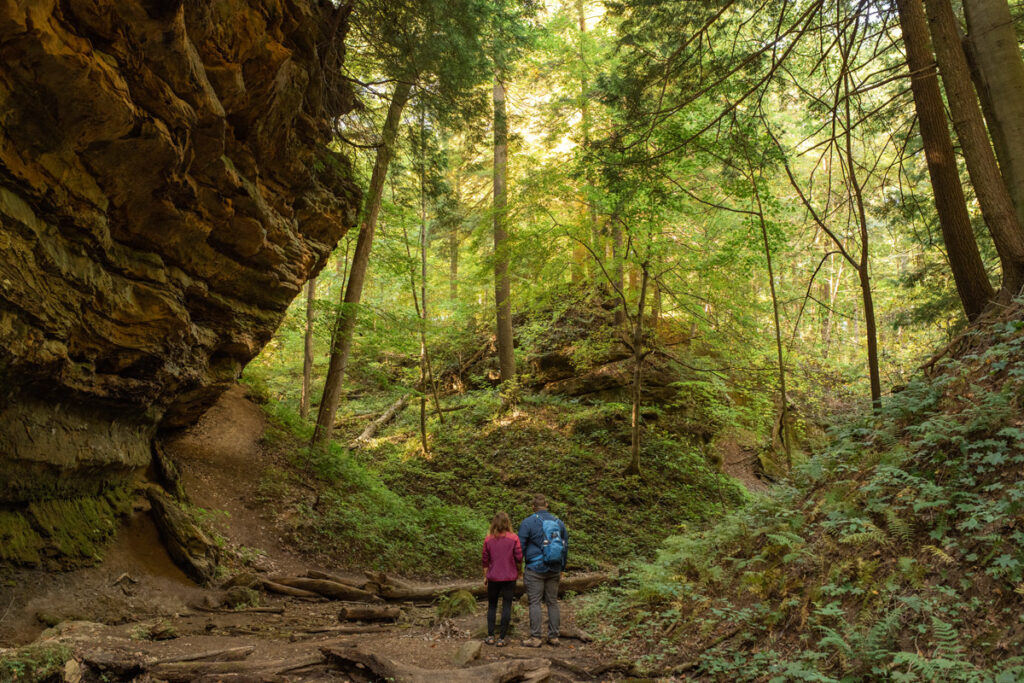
[532,493,547,510]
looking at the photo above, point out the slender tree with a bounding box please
[493,74,516,383]
[300,277,316,419]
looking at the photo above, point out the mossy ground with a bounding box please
[250,387,745,578]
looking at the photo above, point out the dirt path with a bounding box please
[2,385,622,681]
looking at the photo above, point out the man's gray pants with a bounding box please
[524,568,560,638]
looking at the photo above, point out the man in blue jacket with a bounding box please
[518,493,568,647]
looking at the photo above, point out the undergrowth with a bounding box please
[248,385,744,577]
[583,313,1024,681]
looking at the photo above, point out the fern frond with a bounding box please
[922,545,955,565]
[883,507,914,544]
[839,528,887,547]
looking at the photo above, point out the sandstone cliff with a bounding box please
[0,0,360,558]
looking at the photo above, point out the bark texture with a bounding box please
[963,0,1024,235]
[896,0,995,320]
[926,0,1024,297]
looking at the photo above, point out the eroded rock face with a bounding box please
[0,0,360,504]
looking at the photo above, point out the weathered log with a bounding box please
[151,646,254,665]
[337,605,401,622]
[296,624,396,636]
[321,645,550,683]
[349,395,408,448]
[334,412,376,427]
[193,604,287,614]
[558,625,593,642]
[146,486,219,584]
[268,576,379,602]
[365,570,413,589]
[260,578,322,599]
[379,571,611,602]
[150,653,324,682]
[306,569,372,590]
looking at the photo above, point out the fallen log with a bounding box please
[150,653,324,682]
[379,571,611,602]
[338,605,401,622]
[296,624,396,636]
[334,412,376,427]
[150,646,254,665]
[306,569,373,590]
[349,395,408,449]
[365,571,413,590]
[192,604,286,614]
[558,626,594,642]
[260,579,321,599]
[321,645,550,683]
[268,576,379,602]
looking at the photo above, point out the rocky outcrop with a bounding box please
[0,0,360,514]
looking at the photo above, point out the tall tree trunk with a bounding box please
[841,60,883,408]
[963,0,1024,235]
[752,178,792,471]
[300,277,316,419]
[611,218,625,326]
[311,81,413,446]
[450,171,460,300]
[895,0,994,320]
[576,0,601,281]
[926,0,1024,297]
[493,75,516,383]
[624,263,649,477]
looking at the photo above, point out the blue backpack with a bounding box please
[537,514,566,570]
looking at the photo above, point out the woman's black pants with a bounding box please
[486,580,516,638]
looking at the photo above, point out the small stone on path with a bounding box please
[452,640,482,666]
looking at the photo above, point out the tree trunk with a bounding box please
[300,277,316,419]
[312,81,413,446]
[612,218,625,325]
[752,181,793,470]
[926,0,1024,297]
[493,76,516,382]
[963,0,1024,237]
[625,264,648,476]
[841,62,883,408]
[896,0,995,320]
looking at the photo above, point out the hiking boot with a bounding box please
[547,637,561,647]
[521,637,543,648]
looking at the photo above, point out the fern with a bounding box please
[839,527,887,547]
[930,616,963,659]
[923,545,955,565]
[884,507,914,544]
[863,606,905,663]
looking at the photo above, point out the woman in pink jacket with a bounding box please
[482,511,523,646]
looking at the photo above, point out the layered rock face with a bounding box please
[0,0,360,508]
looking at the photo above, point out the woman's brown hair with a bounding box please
[488,511,512,538]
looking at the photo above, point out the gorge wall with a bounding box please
[0,0,360,563]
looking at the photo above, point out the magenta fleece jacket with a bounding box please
[482,532,523,582]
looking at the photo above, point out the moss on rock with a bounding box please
[0,484,133,568]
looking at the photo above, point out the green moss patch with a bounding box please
[0,484,133,568]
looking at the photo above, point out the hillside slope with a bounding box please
[588,305,1024,680]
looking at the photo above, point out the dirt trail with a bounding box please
[1,385,621,681]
